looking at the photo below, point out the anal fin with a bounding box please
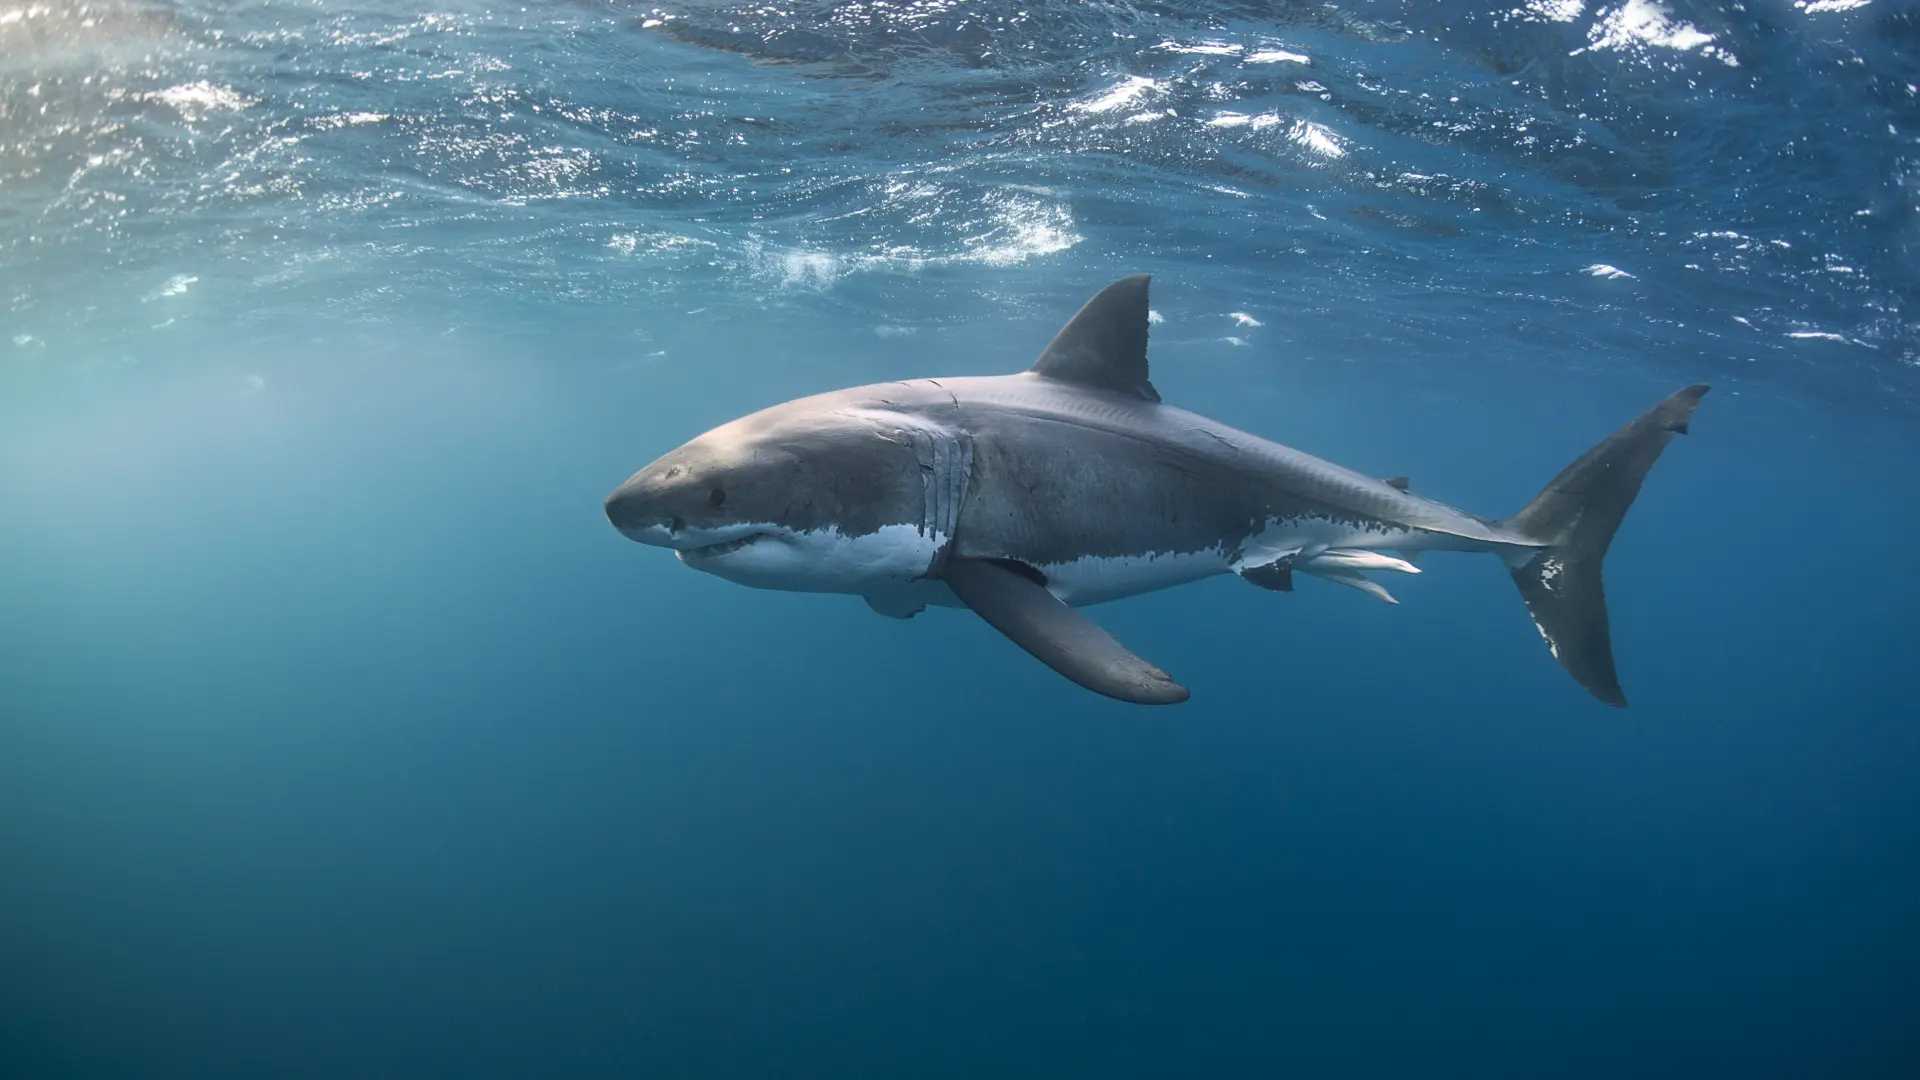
[942,557,1189,705]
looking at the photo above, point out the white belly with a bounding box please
[1037,548,1231,607]
[690,522,942,594]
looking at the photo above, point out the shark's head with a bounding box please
[603,396,953,593]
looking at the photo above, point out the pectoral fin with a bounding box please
[942,557,1190,705]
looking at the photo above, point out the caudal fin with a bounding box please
[1503,385,1710,707]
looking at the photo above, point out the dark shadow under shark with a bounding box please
[606,275,1707,707]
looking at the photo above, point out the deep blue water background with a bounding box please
[3,1,1918,1076]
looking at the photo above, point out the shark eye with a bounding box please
[708,486,727,508]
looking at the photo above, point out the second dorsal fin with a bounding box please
[1029,275,1159,402]
[1384,476,1411,491]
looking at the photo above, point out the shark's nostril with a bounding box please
[669,516,686,534]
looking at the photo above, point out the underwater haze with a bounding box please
[3,1,1918,1076]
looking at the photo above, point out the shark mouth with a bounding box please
[678,532,768,561]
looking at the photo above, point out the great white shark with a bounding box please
[605,275,1707,706]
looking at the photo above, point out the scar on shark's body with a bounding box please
[605,275,1708,707]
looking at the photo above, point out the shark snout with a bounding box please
[604,482,680,546]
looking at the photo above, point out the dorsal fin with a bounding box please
[1383,476,1411,491]
[1029,274,1159,402]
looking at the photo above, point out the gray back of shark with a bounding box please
[606,275,1708,707]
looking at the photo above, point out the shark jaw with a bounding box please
[626,521,946,595]
[677,531,769,562]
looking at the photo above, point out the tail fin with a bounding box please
[1503,385,1710,707]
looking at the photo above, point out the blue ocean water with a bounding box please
[3,0,1917,1075]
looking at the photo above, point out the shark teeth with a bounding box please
[679,534,763,560]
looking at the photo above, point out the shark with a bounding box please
[604,275,1707,706]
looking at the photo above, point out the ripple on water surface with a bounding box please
[0,0,1913,405]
